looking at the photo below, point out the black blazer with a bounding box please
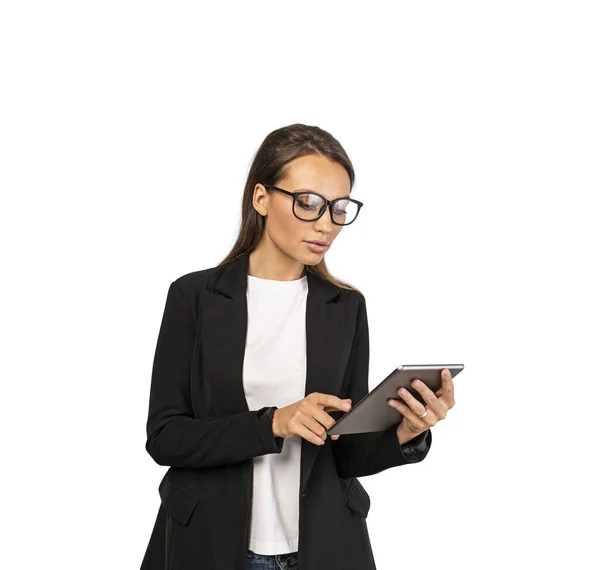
[140,250,432,570]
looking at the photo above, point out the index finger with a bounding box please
[311,392,352,412]
[309,399,351,439]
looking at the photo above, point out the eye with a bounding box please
[297,194,324,210]
[333,199,349,214]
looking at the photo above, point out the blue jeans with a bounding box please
[246,549,299,570]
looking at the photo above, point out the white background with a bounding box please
[2,1,598,568]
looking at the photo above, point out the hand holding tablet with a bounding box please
[327,364,463,436]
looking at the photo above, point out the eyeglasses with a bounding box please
[261,183,363,226]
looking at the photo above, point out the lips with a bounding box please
[305,240,329,246]
[304,241,329,254]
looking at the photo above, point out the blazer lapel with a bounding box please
[200,250,356,497]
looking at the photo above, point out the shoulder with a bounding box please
[167,266,214,318]
[351,289,366,304]
[172,267,211,293]
[171,259,234,294]
[333,286,367,328]
[344,287,366,310]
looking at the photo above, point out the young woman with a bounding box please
[140,123,455,570]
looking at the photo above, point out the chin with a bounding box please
[302,252,325,265]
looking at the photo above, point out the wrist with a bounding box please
[396,422,423,445]
[272,408,280,437]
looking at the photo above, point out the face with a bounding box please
[253,154,352,266]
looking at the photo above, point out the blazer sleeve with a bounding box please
[331,293,432,479]
[145,280,284,468]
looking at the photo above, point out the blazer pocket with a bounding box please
[344,477,371,518]
[160,479,200,526]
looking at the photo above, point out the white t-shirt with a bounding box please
[243,272,309,555]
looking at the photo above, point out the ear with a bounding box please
[253,184,269,216]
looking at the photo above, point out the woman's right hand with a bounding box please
[272,393,352,445]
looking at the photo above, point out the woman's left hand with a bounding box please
[389,367,456,441]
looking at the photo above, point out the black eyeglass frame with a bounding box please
[261,183,364,226]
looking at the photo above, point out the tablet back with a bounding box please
[327,364,464,435]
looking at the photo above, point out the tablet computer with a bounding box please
[326,364,464,435]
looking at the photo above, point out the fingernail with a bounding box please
[388,400,397,407]
[444,369,450,378]
[343,403,351,411]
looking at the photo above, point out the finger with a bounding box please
[310,402,348,440]
[410,379,448,418]
[313,392,352,413]
[441,368,456,406]
[331,434,340,440]
[308,394,351,443]
[408,379,437,406]
[323,398,352,414]
[395,385,429,415]
[388,397,435,430]
[303,408,339,445]
[294,423,325,445]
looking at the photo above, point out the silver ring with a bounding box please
[416,409,428,419]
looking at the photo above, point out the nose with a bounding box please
[313,205,335,232]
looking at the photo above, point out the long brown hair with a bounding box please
[218,123,361,293]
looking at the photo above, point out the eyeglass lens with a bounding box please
[294,193,359,225]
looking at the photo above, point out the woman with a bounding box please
[140,123,455,570]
